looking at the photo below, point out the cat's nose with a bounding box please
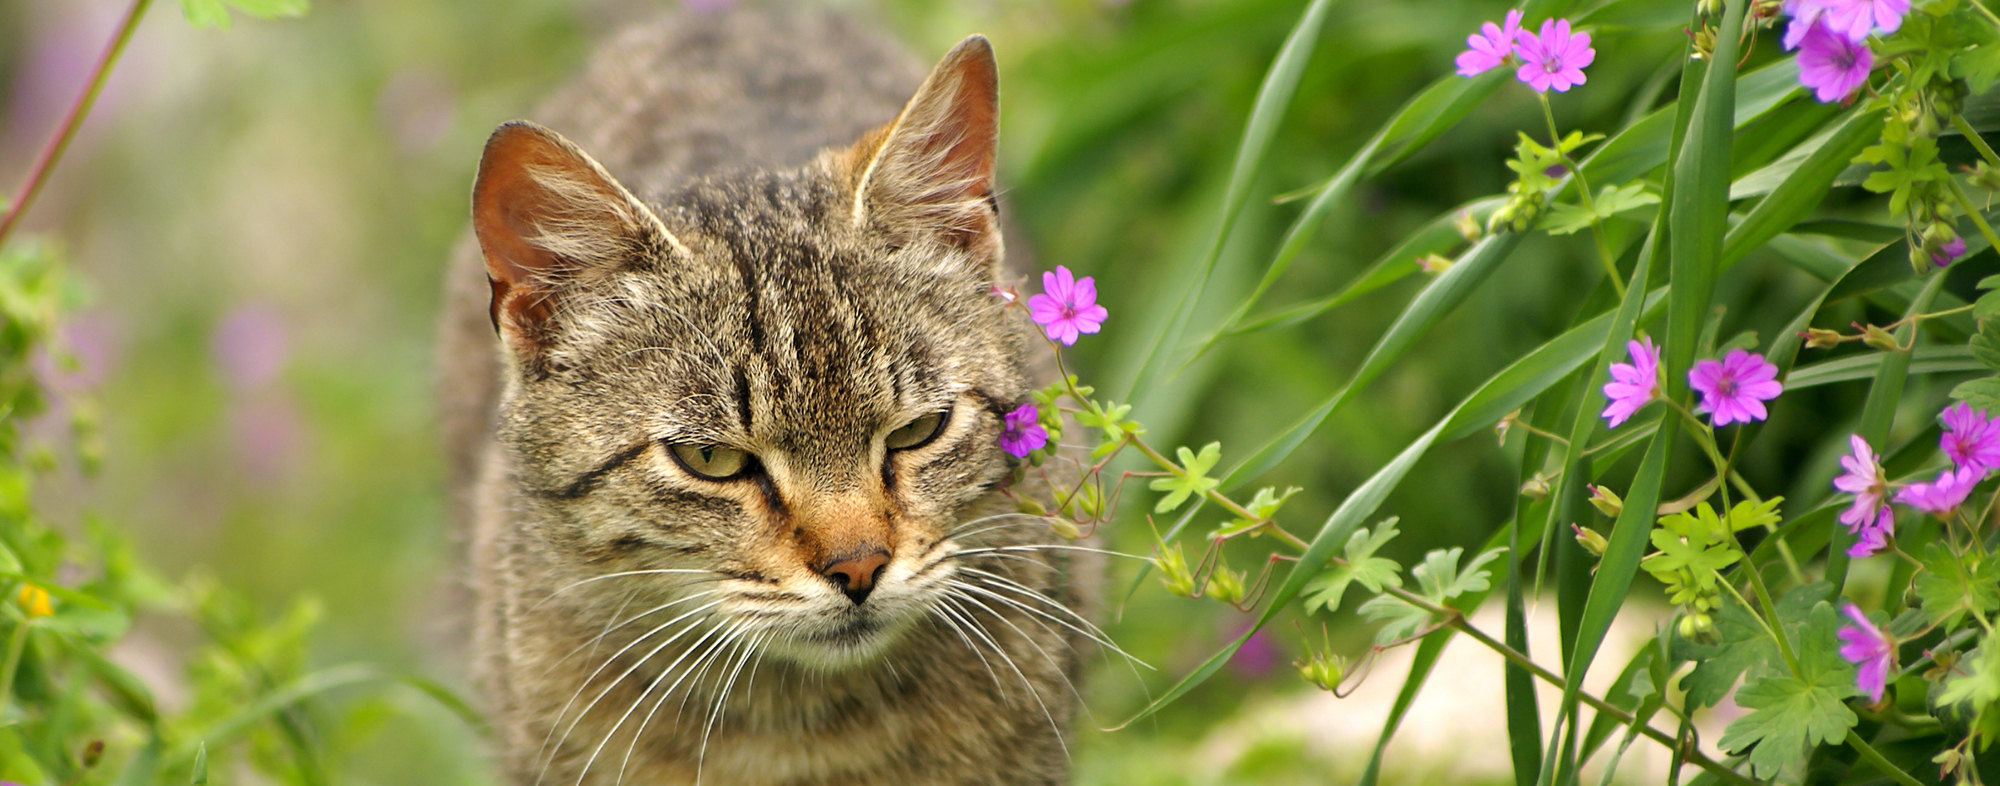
[820,549,889,605]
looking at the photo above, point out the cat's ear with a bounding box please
[846,35,999,253]
[472,121,680,352]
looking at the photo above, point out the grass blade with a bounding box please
[1122,0,1338,404]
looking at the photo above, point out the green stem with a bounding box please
[1540,94,1626,299]
[1949,178,2000,253]
[0,616,32,716]
[1953,114,2000,171]
[1845,731,1926,786]
[0,0,154,247]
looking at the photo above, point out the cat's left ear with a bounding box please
[846,35,999,256]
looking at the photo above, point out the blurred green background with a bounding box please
[0,0,1935,782]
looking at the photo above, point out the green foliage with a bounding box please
[1210,485,1300,538]
[1299,517,1401,613]
[178,0,309,29]
[1353,545,1500,646]
[1913,543,2000,632]
[1539,183,1658,236]
[1716,602,1859,779]
[1148,443,1221,513]
[1937,638,2000,750]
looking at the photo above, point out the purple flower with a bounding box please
[1824,0,1909,42]
[1940,402,2000,471]
[1027,266,1108,346]
[1836,602,1894,703]
[999,403,1048,458]
[1932,236,1968,268]
[1688,349,1783,426]
[1601,337,1662,428]
[1782,0,1833,49]
[1795,20,1873,103]
[1893,465,1981,517]
[1456,10,1524,77]
[1512,18,1594,93]
[1834,433,1894,558]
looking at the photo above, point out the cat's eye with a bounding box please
[666,443,752,480]
[884,409,950,451]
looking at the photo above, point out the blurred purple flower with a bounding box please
[1836,602,1893,703]
[1782,0,1833,49]
[1231,627,1279,678]
[232,398,304,481]
[1689,349,1783,426]
[1601,337,1661,428]
[1825,0,1909,41]
[1455,10,1523,77]
[1894,465,1981,517]
[999,403,1047,458]
[34,311,121,394]
[1932,236,1967,268]
[1512,18,1593,93]
[1834,434,1894,557]
[1795,21,1873,103]
[1027,266,1107,346]
[210,303,288,392]
[1940,402,2000,471]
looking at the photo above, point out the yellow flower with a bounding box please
[16,583,52,618]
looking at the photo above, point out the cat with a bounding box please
[436,8,1101,785]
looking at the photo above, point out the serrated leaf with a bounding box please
[1675,583,1833,707]
[1357,593,1431,645]
[1976,289,2000,323]
[1938,636,2000,710]
[1723,497,1783,532]
[1148,442,1221,513]
[1974,317,2000,371]
[1913,543,2000,631]
[1301,518,1404,613]
[180,0,231,28]
[1412,546,1504,605]
[1717,602,1859,779]
[1952,375,2000,411]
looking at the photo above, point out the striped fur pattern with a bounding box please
[440,9,1101,785]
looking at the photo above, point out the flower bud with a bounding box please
[1015,496,1047,517]
[1453,210,1483,243]
[1295,652,1350,693]
[1689,27,1716,61]
[1206,566,1247,605]
[1156,543,1198,598]
[15,584,50,618]
[1416,253,1454,275]
[1860,323,1901,352]
[1047,517,1082,540]
[1520,472,1551,501]
[1802,327,1844,349]
[1572,523,1609,557]
[1969,161,2000,193]
[1587,485,1624,517]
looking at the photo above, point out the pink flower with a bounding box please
[1455,10,1524,77]
[1833,434,1891,549]
[1836,602,1894,703]
[1932,236,1968,268]
[1689,349,1783,426]
[999,403,1048,458]
[1600,337,1661,428]
[1940,402,2000,471]
[1512,18,1594,93]
[1027,266,1108,346]
[1824,0,1909,42]
[1795,20,1873,103]
[1893,465,1981,517]
[1782,0,1834,49]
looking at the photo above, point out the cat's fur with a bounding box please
[438,8,1093,785]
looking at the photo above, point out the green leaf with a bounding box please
[179,0,231,28]
[1413,546,1504,605]
[1301,517,1404,613]
[1540,183,1659,235]
[1723,497,1783,531]
[1973,316,2000,371]
[1122,0,1337,404]
[1912,543,2000,631]
[1148,443,1221,513]
[1951,375,2000,411]
[1717,603,1859,779]
[1937,636,2000,711]
[1834,273,1948,592]
[1357,594,1431,645]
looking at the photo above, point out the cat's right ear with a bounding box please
[472,121,681,356]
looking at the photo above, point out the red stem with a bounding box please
[0,0,154,246]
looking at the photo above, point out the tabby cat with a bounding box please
[437,8,1097,785]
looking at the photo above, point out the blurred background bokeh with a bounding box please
[0,0,1921,782]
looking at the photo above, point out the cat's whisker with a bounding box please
[956,568,1121,645]
[531,569,723,613]
[925,603,1009,703]
[938,595,1069,761]
[944,512,1052,538]
[581,619,739,786]
[537,589,723,682]
[942,581,1094,721]
[951,575,1150,670]
[539,601,723,785]
[950,544,1147,560]
[620,621,756,786]
[694,629,768,784]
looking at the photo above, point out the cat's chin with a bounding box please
[764,610,921,671]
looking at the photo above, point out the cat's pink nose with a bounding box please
[821,550,889,605]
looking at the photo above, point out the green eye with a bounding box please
[885,409,949,451]
[667,443,751,480]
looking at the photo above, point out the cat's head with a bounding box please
[471,37,1033,667]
